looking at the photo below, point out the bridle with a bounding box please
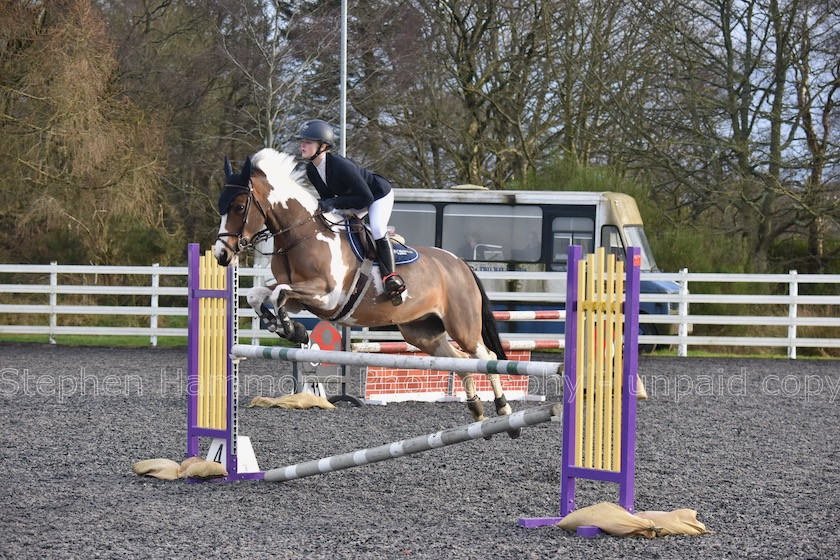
[215,181,273,254]
[215,181,344,256]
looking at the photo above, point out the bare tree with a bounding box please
[0,0,167,264]
[397,0,563,187]
[614,0,840,272]
[215,0,339,151]
[791,0,840,270]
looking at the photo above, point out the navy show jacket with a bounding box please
[305,153,392,210]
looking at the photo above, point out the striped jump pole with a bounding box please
[492,310,565,321]
[264,402,563,482]
[231,344,561,378]
[351,339,564,353]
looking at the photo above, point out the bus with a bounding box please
[387,186,680,345]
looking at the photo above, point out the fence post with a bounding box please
[49,261,58,345]
[788,270,798,360]
[678,267,689,357]
[150,263,159,347]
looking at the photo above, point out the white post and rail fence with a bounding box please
[1,263,839,358]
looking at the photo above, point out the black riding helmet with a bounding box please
[295,119,335,147]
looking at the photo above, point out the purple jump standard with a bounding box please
[518,245,642,533]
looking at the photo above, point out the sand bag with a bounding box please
[182,460,228,479]
[177,456,203,477]
[248,393,336,409]
[556,502,657,538]
[636,374,648,399]
[133,456,229,480]
[131,458,182,481]
[636,509,709,536]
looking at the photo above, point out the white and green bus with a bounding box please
[388,186,680,342]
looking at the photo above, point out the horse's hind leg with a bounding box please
[398,316,486,422]
[472,347,520,439]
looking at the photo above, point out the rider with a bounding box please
[295,119,407,305]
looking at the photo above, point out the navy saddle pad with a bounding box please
[345,222,419,266]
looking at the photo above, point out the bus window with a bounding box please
[551,217,594,271]
[512,230,541,262]
[623,225,657,271]
[390,203,436,247]
[442,204,541,262]
[602,225,625,260]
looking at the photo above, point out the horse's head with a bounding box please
[214,155,270,266]
[213,149,319,266]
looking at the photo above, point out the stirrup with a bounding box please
[383,273,405,305]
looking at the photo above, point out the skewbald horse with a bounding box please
[214,148,517,430]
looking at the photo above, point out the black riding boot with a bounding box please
[375,237,406,306]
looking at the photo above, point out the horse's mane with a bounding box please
[251,148,316,210]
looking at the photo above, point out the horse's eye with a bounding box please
[235,204,246,213]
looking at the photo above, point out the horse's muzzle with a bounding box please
[214,233,240,267]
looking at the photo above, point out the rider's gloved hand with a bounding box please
[319,199,337,213]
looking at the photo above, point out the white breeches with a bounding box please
[368,190,394,240]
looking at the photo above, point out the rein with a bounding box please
[216,182,363,256]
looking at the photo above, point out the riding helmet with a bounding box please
[295,119,335,147]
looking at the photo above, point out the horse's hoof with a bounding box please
[390,295,403,306]
[494,396,512,417]
[289,322,309,345]
[507,428,522,439]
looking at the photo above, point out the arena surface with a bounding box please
[1,344,838,558]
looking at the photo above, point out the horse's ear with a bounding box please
[224,155,233,179]
[241,156,252,179]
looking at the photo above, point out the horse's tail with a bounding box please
[469,267,508,361]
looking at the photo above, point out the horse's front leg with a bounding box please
[246,285,309,344]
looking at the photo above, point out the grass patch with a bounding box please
[0,334,188,348]
[0,333,298,348]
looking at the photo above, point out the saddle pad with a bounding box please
[345,222,420,265]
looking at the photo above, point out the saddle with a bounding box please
[344,218,419,265]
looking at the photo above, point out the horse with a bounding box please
[213,148,517,432]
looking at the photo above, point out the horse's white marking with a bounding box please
[473,343,495,361]
[314,231,351,309]
[247,286,273,312]
[371,265,384,295]
[270,285,290,308]
[251,149,319,214]
[214,214,230,260]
